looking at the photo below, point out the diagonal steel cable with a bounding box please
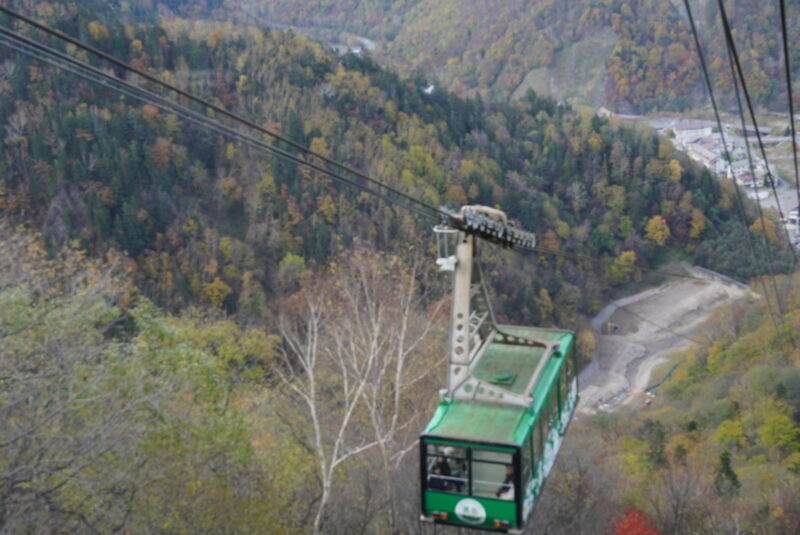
[682,0,779,328]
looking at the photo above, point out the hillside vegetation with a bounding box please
[0,222,446,534]
[0,2,798,533]
[1,1,791,326]
[213,0,800,113]
[536,273,800,534]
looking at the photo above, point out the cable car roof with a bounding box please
[423,326,573,446]
[423,398,532,446]
[473,326,571,397]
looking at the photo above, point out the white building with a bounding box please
[726,157,769,183]
[687,142,727,175]
[728,159,751,177]
[734,173,766,189]
[674,121,713,144]
[787,205,799,226]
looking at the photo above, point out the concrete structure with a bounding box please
[579,265,752,415]
[788,205,800,226]
[735,173,766,189]
[687,141,727,175]
[674,121,713,144]
[728,158,751,177]
[596,106,614,118]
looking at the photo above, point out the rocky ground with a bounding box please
[577,264,755,416]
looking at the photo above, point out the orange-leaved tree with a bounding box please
[614,507,660,535]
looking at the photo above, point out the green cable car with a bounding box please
[421,207,578,533]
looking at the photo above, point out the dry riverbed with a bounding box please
[577,264,755,415]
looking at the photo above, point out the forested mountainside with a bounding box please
[1,1,792,327]
[2,206,799,535]
[4,213,800,534]
[1,222,448,533]
[1,3,799,535]
[194,0,800,113]
[536,274,800,535]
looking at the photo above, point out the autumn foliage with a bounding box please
[5,2,778,328]
[613,508,660,535]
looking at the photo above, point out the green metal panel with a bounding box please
[472,326,569,396]
[424,491,518,531]
[423,399,530,446]
[423,327,574,446]
[527,329,573,417]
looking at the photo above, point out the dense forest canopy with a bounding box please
[172,0,800,113]
[0,1,798,534]
[1,0,792,326]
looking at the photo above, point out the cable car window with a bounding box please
[470,449,513,500]
[522,433,533,481]
[560,364,569,408]
[425,444,467,494]
[541,397,551,427]
[539,413,549,455]
[566,349,575,382]
[471,449,511,462]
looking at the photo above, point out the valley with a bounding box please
[0,1,798,533]
[579,263,754,416]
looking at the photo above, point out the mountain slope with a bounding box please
[1,4,798,534]
[537,272,800,534]
[0,2,792,322]
[208,0,800,113]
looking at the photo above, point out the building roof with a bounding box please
[688,143,718,163]
[648,118,675,131]
[596,106,614,118]
[694,134,723,150]
[675,120,714,131]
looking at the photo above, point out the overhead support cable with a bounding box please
[0,4,445,223]
[682,0,779,328]
[0,25,441,222]
[779,0,800,236]
[717,0,789,319]
[723,36,785,318]
[716,0,798,267]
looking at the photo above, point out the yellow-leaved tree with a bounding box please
[0,222,302,532]
[645,215,670,246]
[610,250,638,284]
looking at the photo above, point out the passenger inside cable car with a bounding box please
[424,444,514,499]
[428,466,449,491]
[496,465,514,500]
